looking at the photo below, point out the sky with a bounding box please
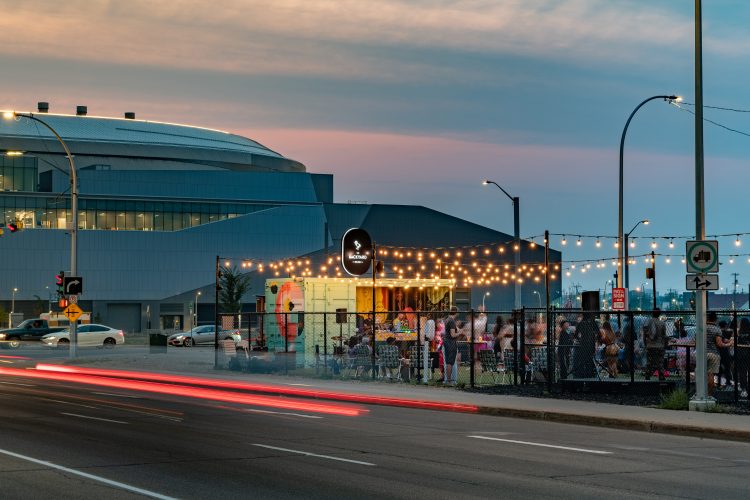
[2,0,750,296]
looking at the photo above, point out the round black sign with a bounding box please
[341,228,373,276]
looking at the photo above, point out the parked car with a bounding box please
[41,324,125,349]
[168,326,241,347]
[0,319,68,348]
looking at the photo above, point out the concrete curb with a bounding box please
[475,405,750,442]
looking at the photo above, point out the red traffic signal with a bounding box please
[56,273,64,286]
[7,222,18,233]
[58,298,69,308]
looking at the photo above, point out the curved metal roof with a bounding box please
[0,112,305,172]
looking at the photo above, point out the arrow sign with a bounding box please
[63,276,83,295]
[686,273,719,291]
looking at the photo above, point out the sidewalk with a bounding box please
[58,348,750,442]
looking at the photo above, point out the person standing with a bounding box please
[736,317,750,397]
[642,308,667,381]
[717,320,734,388]
[572,313,598,378]
[419,313,436,384]
[442,308,460,386]
[706,311,723,396]
[556,319,572,379]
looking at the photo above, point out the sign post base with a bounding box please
[689,397,717,411]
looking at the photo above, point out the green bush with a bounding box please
[659,389,689,410]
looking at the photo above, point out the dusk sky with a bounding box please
[2,0,750,295]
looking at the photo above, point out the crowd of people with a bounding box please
[337,307,750,397]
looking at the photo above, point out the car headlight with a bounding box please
[45,336,57,341]
[0,334,6,340]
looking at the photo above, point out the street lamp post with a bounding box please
[618,95,679,289]
[532,290,542,308]
[3,110,79,358]
[482,291,490,310]
[624,219,649,289]
[483,180,520,308]
[195,291,202,327]
[11,287,17,314]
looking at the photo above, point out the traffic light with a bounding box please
[56,271,65,296]
[58,298,69,308]
[7,222,18,233]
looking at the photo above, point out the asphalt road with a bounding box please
[0,367,748,499]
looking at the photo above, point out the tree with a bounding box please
[219,266,251,314]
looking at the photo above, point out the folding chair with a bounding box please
[478,349,502,385]
[377,345,401,381]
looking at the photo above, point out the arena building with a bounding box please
[0,103,560,332]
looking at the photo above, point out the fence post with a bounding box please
[513,313,518,386]
[520,307,526,384]
[284,312,289,375]
[416,311,422,383]
[470,309,475,389]
[629,311,635,384]
[734,310,739,403]
[686,345,691,394]
[323,311,328,376]
[547,307,554,392]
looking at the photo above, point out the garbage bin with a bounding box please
[149,333,168,353]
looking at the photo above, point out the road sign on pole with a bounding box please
[63,276,83,295]
[686,274,719,291]
[62,303,83,322]
[612,287,628,310]
[686,240,718,274]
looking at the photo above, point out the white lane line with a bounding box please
[0,380,36,387]
[42,398,97,409]
[245,409,323,419]
[252,444,376,466]
[287,383,312,387]
[0,447,176,500]
[468,435,613,455]
[61,413,128,425]
[92,392,141,399]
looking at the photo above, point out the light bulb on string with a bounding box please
[629,241,635,248]
[669,240,674,249]
[730,257,735,264]
[595,238,601,248]
[576,237,582,246]
[561,236,567,246]
[736,235,742,247]
[651,241,657,249]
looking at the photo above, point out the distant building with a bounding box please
[0,104,560,331]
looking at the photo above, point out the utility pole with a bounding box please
[731,273,740,310]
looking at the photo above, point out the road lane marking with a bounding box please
[0,447,176,500]
[287,383,313,387]
[0,380,36,386]
[92,392,141,399]
[468,435,613,455]
[245,409,323,419]
[252,444,376,466]
[42,398,97,409]
[61,413,128,425]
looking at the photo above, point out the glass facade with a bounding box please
[0,155,38,192]
[1,195,280,231]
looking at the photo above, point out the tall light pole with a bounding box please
[482,291,490,310]
[195,291,202,326]
[483,180,520,308]
[624,219,649,289]
[618,95,679,288]
[532,290,542,308]
[691,0,712,410]
[11,287,17,314]
[3,111,79,358]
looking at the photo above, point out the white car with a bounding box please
[168,326,241,347]
[41,324,125,349]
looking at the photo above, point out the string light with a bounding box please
[736,235,742,247]
[595,238,601,248]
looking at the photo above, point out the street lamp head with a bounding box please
[642,219,650,225]
[485,291,490,296]
[668,95,682,103]
[481,180,489,185]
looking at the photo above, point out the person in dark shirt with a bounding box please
[572,313,598,378]
[736,318,750,397]
[442,307,460,385]
[556,319,572,379]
